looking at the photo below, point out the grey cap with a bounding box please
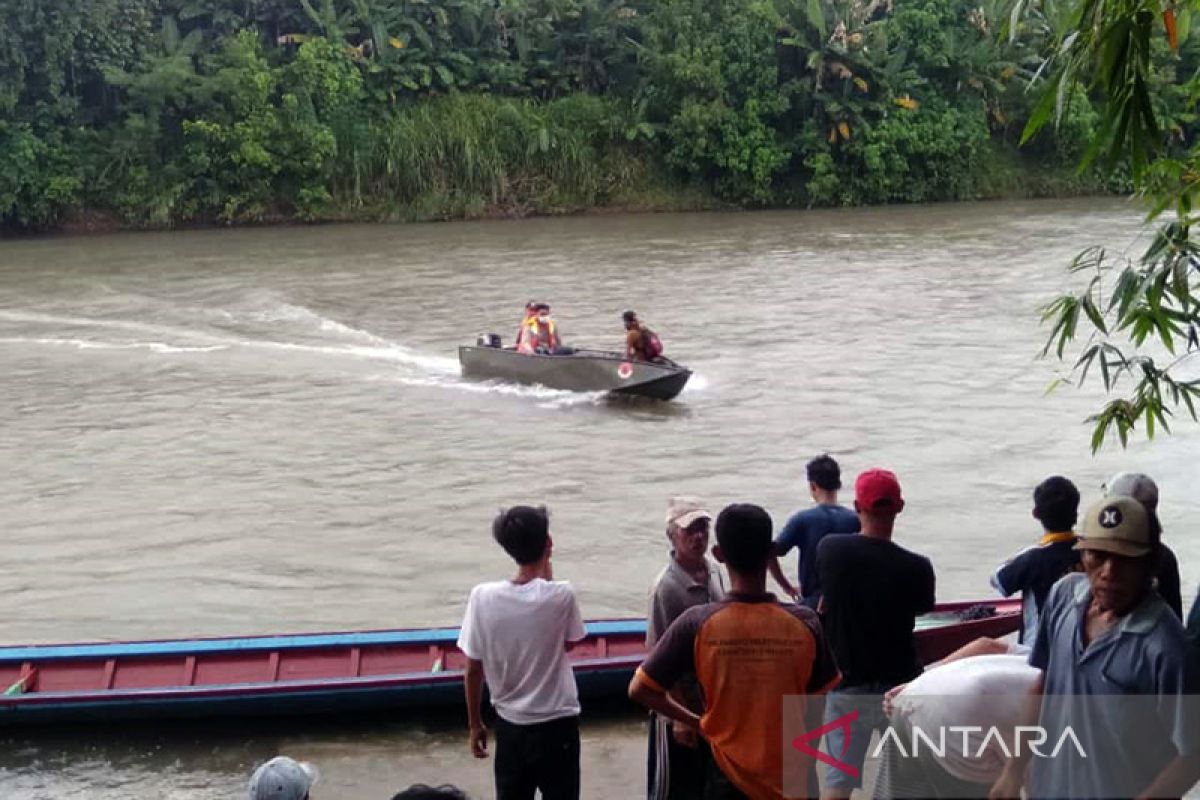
[249,756,318,800]
[1103,472,1159,513]
[666,496,712,528]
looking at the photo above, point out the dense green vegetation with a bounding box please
[0,0,1193,231]
[1028,0,1200,449]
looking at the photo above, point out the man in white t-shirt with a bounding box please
[458,505,587,800]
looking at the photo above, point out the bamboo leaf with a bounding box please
[1045,377,1069,395]
[1008,0,1026,43]
[1081,293,1109,333]
[1090,417,1108,453]
[807,0,826,39]
[1021,71,1064,143]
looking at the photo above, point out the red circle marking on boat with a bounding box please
[618,362,633,379]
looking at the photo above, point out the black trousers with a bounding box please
[647,715,708,800]
[701,743,818,800]
[703,752,749,800]
[494,715,581,800]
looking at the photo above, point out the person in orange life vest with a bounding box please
[515,301,537,352]
[522,303,562,354]
[623,310,663,362]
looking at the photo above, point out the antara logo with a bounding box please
[791,709,861,779]
[873,725,1087,760]
[790,711,1087,778]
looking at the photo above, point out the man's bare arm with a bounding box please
[933,636,1012,668]
[769,553,799,600]
[464,658,488,759]
[628,671,701,731]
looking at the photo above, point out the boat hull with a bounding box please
[458,346,692,401]
[0,602,1018,726]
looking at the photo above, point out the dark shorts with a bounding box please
[494,715,580,800]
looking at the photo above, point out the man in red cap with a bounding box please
[814,468,935,800]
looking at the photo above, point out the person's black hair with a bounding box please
[806,455,842,492]
[535,302,551,312]
[715,503,773,573]
[391,785,471,800]
[622,310,637,323]
[492,506,550,565]
[1032,476,1080,532]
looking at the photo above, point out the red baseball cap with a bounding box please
[855,468,903,511]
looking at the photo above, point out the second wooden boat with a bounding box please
[0,599,1019,726]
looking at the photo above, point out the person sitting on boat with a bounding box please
[248,755,318,800]
[623,310,664,362]
[514,300,537,352]
[519,303,564,355]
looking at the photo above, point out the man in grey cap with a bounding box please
[1105,471,1183,618]
[248,756,317,800]
[991,496,1200,800]
[644,496,725,800]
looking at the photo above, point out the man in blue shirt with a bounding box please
[991,496,1200,800]
[768,454,859,607]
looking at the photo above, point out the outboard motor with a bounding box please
[476,333,502,348]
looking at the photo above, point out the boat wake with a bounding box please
[0,336,228,354]
[0,302,607,407]
[384,374,607,408]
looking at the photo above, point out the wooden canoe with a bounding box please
[0,599,1018,725]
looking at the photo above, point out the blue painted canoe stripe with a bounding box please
[0,620,647,662]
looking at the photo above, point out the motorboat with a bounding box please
[458,341,692,401]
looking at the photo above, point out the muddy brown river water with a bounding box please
[1,198,1197,798]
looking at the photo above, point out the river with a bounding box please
[1,198,1197,798]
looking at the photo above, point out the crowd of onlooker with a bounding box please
[247,457,1200,800]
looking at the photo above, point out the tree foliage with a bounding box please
[1020,0,1200,449]
[0,0,1190,230]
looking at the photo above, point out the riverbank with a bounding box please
[15,155,1119,239]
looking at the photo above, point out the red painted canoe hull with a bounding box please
[0,600,1019,725]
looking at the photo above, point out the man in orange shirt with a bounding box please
[629,503,840,800]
